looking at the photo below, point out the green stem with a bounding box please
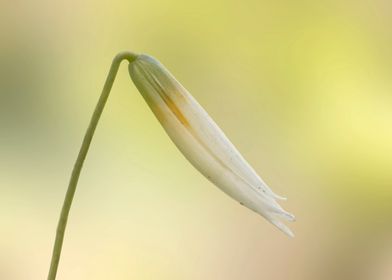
[47,52,138,280]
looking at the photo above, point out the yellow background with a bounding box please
[1,0,391,279]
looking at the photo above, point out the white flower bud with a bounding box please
[129,54,294,236]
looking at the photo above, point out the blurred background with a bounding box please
[1,0,391,279]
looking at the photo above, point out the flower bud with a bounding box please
[128,55,294,236]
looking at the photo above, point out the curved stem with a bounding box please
[47,52,138,280]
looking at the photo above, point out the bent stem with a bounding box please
[47,52,138,280]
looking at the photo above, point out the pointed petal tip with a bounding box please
[281,211,296,222]
[272,193,287,201]
[267,202,295,222]
[286,229,295,238]
[271,219,295,238]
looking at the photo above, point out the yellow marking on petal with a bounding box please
[138,64,189,127]
[162,94,189,127]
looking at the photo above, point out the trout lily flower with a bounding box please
[128,55,295,237]
[48,51,294,280]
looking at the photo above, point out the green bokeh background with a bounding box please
[1,0,391,279]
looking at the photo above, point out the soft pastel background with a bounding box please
[1,0,391,279]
